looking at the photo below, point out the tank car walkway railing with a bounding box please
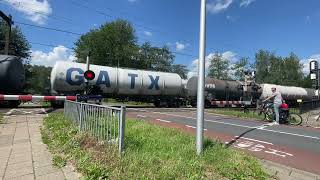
[299,100,320,114]
[64,100,126,154]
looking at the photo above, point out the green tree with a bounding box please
[74,19,138,68]
[232,57,250,81]
[301,75,312,88]
[254,50,305,86]
[207,53,230,80]
[0,20,31,63]
[171,64,188,79]
[138,42,174,71]
[281,53,304,86]
[255,50,273,83]
[24,65,52,94]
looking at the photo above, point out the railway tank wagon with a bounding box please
[186,76,315,107]
[0,55,25,107]
[186,76,262,106]
[50,61,186,107]
[260,84,315,104]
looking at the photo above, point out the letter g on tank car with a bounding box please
[65,68,160,90]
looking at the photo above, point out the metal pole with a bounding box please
[85,52,90,95]
[119,106,126,154]
[196,0,206,155]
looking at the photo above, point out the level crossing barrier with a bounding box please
[0,95,76,101]
[64,100,126,154]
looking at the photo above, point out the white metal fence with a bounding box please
[64,100,126,154]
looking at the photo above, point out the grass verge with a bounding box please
[42,112,268,179]
[208,108,266,120]
[104,98,152,106]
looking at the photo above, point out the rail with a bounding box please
[64,100,126,154]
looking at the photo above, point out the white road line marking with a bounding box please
[131,109,320,140]
[185,125,196,129]
[4,108,16,115]
[234,136,273,145]
[156,119,171,123]
[137,115,146,118]
[204,129,208,131]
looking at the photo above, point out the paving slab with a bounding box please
[0,108,81,180]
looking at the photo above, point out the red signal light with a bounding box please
[84,70,95,80]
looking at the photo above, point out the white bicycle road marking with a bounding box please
[233,136,273,145]
[156,119,171,123]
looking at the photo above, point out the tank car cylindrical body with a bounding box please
[51,61,184,97]
[0,55,25,94]
[260,84,314,101]
[186,77,261,100]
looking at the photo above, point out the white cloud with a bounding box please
[207,0,233,14]
[226,15,237,22]
[240,0,256,7]
[31,46,76,67]
[187,51,238,78]
[3,0,52,25]
[176,42,186,51]
[302,54,320,75]
[144,31,152,36]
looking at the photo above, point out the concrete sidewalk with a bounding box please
[0,109,81,180]
[262,160,320,180]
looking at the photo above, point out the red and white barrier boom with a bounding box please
[0,95,76,101]
[211,101,252,106]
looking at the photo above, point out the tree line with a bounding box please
[207,50,312,88]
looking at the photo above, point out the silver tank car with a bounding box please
[0,55,25,94]
[260,84,314,101]
[186,76,261,100]
[51,61,184,96]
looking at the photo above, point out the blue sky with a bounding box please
[1,0,320,76]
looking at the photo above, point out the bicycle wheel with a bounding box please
[288,113,303,126]
[265,109,274,122]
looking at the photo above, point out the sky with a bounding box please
[1,0,320,77]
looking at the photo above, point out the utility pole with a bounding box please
[196,0,206,155]
[0,11,14,55]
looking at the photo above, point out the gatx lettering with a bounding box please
[66,68,160,90]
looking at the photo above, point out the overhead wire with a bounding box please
[15,21,83,36]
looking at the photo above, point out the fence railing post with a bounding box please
[119,106,126,154]
[79,103,83,131]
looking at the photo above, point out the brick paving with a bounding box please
[0,109,81,180]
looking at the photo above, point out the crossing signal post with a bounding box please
[310,60,319,99]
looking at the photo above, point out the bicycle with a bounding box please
[305,111,320,128]
[255,102,303,125]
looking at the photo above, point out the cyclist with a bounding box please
[262,87,282,125]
